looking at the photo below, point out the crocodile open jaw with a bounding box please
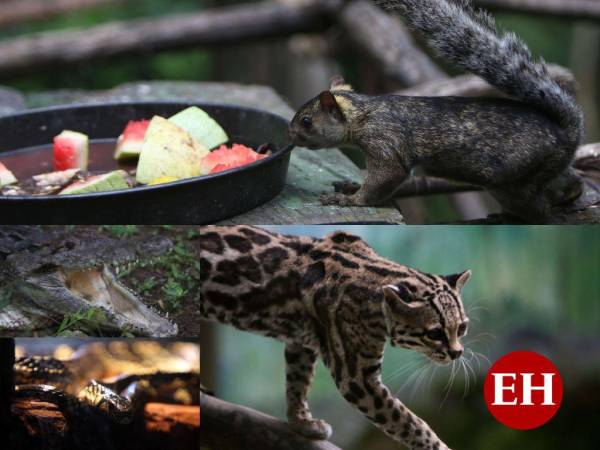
[57,265,178,337]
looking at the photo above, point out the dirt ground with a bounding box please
[104,225,203,337]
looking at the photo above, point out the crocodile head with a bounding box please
[1,227,178,337]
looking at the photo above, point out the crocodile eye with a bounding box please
[426,328,444,341]
[458,323,468,336]
[301,116,312,129]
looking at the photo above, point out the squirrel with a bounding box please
[288,0,585,222]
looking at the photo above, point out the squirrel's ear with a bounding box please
[330,75,353,92]
[318,91,345,122]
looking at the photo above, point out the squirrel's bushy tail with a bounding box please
[375,0,583,146]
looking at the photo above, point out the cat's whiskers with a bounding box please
[384,356,424,383]
[439,360,458,409]
[409,362,433,403]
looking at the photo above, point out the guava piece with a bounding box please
[136,116,208,185]
[59,170,129,195]
[0,162,17,187]
[54,130,89,171]
[169,106,229,150]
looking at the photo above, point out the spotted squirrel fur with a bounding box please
[288,0,584,222]
[199,226,471,450]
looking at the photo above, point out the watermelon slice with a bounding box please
[59,170,129,195]
[0,162,17,187]
[136,116,209,185]
[114,119,151,161]
[200,144,267,175]
[54,130,89,171]
[169,106,229,150]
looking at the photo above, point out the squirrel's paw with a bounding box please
[332,180,361,195]
[289,417,333,440]
[320,192,357,206]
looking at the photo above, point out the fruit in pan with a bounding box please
[53,130,89,171]
[59,170,129,195]
[148,176,178,186]
[114,119,151,161]
[0,162,17,187]
[169,106,229,150]
[136,116,209,184]
[200,144,267,175]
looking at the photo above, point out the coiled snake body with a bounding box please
[14,342,200,425]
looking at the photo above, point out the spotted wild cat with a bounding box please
[198,226,470,450]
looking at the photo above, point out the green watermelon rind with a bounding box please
[59,170,129,195]
[169,106,229,150]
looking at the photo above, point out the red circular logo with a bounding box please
[484,350,563,430]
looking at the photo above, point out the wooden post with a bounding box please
[0,338,15,435]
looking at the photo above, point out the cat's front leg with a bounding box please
[285,344,332,440]
[336,355,451,450]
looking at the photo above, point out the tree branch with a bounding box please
[397,64,577,97]
[338,0,446,87]
[200,393,342,450]
[390,144,600,224]
[476,0,600,21]
[0,0,123,27]
[393,176,480,198]
[0,0,341,75]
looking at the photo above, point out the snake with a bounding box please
[13,342,200,425]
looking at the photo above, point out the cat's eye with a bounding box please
[426,328,444,341]
[458,323,468,336]
[301,116,312,129]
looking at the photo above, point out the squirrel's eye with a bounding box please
[426,328,444,341]
[301,116,312,129]
[458,323,467,336]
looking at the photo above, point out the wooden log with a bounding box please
[397,64,577,97]
[0,0,123,28]
[0,0,340,75]
[393,176,481,198]
[338,0,446,87]
[143,403,199,450]
[200,393,342,450]
[476,0,600,21]
[0,339,14,438]
[10,399,200,450]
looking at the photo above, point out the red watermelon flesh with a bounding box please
[114,120,151,160]
[53,130,89,171]
[200,144,267,175]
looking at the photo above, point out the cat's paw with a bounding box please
[289,418,333,440]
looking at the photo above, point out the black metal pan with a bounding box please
[0,102,293,224]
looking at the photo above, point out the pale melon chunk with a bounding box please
[0,162,17,187]
[169,106,228,150]
[59,170,129,195]
[136,116,209,184]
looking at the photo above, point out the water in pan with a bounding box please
[0,139,134,180]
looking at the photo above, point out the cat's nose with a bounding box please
[448,349,463,360]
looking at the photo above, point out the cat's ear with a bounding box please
[444,270,472,291]
[383,284,426,310]
[318,91,345,122]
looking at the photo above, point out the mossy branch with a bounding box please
[200,393,342,450]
